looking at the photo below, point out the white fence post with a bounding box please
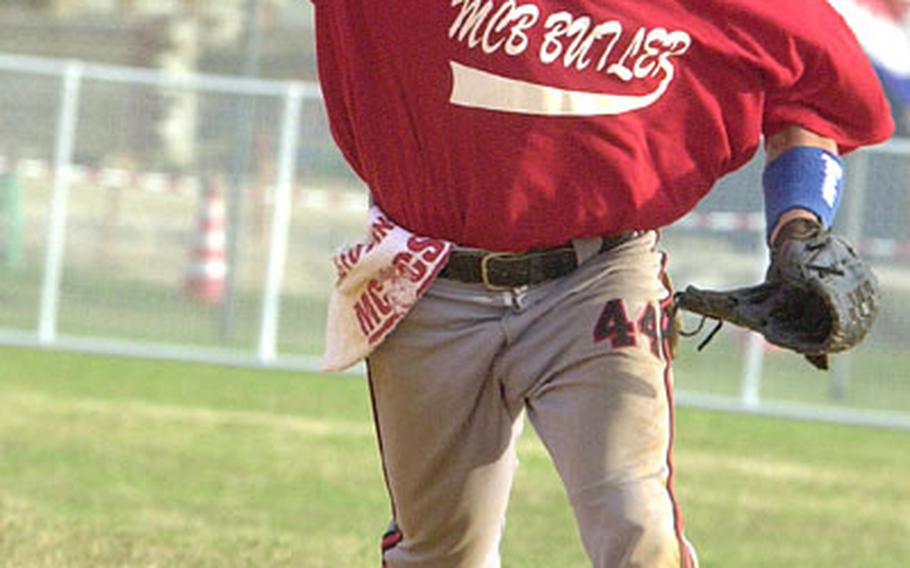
[830,149,871,397]
[38,62,83,344]
[740,225,768,408]
[256,83,304,363]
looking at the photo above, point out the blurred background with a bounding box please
[0,0,908,426]
[0,2,908,567]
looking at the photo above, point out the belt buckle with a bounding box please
[479,252,516,291]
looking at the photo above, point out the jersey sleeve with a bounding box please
[761,3,895,154]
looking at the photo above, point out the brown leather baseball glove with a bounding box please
[674,218,880,370]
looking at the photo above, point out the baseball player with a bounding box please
[309,1,894,566]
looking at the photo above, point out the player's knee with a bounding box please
[380,517,503,568]
[587,521,682,568]
[570,479,686,568]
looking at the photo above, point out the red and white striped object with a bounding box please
[185,177,228,304]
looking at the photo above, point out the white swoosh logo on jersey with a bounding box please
[449,61,675,116]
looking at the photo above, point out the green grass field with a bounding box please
[1,345,908,567]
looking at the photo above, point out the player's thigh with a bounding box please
[367,285,521,554]
[367,282,514,476]
[523,324,681,567]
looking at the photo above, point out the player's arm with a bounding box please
[764,125,837,165]
[763,125,841,244]
[676,124,880,370]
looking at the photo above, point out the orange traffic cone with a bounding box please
[185,177,228,304]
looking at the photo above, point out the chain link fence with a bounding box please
[0,53,908,429]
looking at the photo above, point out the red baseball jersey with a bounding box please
[311,0,894,251]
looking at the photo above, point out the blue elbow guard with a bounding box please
[762,146,844,237]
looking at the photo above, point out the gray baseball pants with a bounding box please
[367,231,696,568]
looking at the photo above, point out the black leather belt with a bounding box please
[438,232,638,290]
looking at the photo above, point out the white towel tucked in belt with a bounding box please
[322,206,452,371]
